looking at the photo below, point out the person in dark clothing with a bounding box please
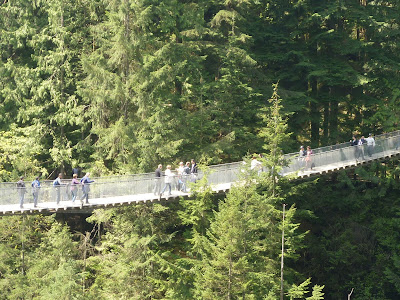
[350,136,362,161]
[17,176,26,208]
[357,136,366,160]
[190,159,198,182]
[190,159,198,173]
[153,164,162,196]
[350,136,358,146]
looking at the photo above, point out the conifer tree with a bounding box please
[86,204,178,299]
[258,83,291,195]
[24,219,82,299]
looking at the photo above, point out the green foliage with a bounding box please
[85,204,180,299]
[0,125,47,180]
[24,220,82,299]
[306,285,325,300]
[0,215,83,299]
[258,83,292,196]
[1,0,400,173]
[288,161,400,299]
[288,278,311,299]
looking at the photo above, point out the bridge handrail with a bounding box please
[0,130,400,209]
[283,130,400,158]
[1,131,398,188]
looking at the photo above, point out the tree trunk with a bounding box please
[280,204,286,300]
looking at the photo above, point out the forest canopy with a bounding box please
[1,0,400,179]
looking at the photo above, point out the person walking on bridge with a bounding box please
[190,159,198,182]
[181,162,190,192]
[31,177,41,208]
[161,165,174,196]
[350,136,360,161]
[358,136,366,160]
[17,176,26,209]
[177,162,185,191]
[305,146,313,170]
[53,173,63,205]
[356,138,365,161]
[366,133,375,157]
[298,146,306,169]
[80,172,94,204]
[71,173,80,203]
[153,164,162,196]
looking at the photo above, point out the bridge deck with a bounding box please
[1,183,233,215]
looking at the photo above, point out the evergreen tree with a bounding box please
[86,204,178,299]
[24,218,83,299]
[258,83,291,195]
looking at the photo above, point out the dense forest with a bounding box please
[1,0,400,299]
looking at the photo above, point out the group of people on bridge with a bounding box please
[11,132,382,209]
[297,133,376,171]
[16,172,95,209]
[153,159,198,196]
[298,145,315,170]
[350,133,376,162]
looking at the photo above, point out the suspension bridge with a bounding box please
[1,131,400,215]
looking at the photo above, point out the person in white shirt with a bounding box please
[161,165,174,196]
[365,133,375,157]
[298,146,306,169]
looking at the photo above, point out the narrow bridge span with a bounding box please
[1,131,400,216]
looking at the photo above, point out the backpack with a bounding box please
[53,179,60,186]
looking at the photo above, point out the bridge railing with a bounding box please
[282,131,400,174]
[0,131,399,208]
